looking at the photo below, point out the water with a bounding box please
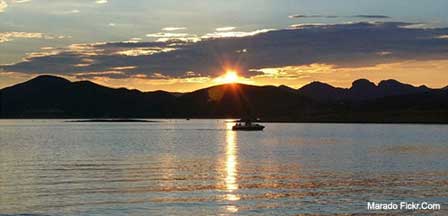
[1,120,447,215]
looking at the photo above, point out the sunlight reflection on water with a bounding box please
[223,123,240,212]
[0,120,447,215]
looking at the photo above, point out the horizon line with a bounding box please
[2,74,447,94]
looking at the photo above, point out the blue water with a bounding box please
[1,120,447,215]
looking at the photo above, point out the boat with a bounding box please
[232,120,265,131]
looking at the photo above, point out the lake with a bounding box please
[1,120,447,215]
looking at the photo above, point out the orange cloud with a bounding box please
[3,59,447,92]
[251,60,448,89]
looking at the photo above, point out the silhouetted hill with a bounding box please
[299,79,433,102]
[176,84,314,118]
[0,76,176,118]
[299,81,346,102]
[278,85,297,93]
[1,75,447,123]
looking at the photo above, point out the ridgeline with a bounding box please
[1,75,447,123]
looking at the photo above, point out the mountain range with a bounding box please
[1,75,447,123]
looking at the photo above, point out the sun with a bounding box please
[222,71,239,83]
[214,70,243,84]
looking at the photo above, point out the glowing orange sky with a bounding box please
[1,59,447,92]
[1,1,448,93]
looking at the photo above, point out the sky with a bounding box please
[1,0,448,92]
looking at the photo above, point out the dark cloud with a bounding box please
[288,14,338,19]
[2,22,448,79]
[289,14,391,19]
[353,15,391,19]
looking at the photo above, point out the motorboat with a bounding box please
[232,120,265,131]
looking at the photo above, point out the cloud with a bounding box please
[0,0,33,13]
[0,0,7,12]
[95,0,107,4]
[353,15,391,19]
[115,47,176,56]
[69,9,80,13]
[127,37,142,42]
[250,59,448,89]
[2,22,448,81]
[11,0,31,3]
[289,14,391,19]
[288,14,336,19]
[202,29,274,39]
[57,9,80,14]
[146,32,191,38]
[0,32,59,43]
[0,32,71,43]
[162,27,187,31]
[216,27,236,32]
[145,32,200,42]
[145,29,274,42]
[289,23,326,29]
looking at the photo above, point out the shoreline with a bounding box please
[1,118,447,125]
[66,119,161,123]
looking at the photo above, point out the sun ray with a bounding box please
[215,70,240,84]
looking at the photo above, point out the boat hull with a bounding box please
[232,125,265,131]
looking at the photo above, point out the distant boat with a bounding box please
[232,120,265,131]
